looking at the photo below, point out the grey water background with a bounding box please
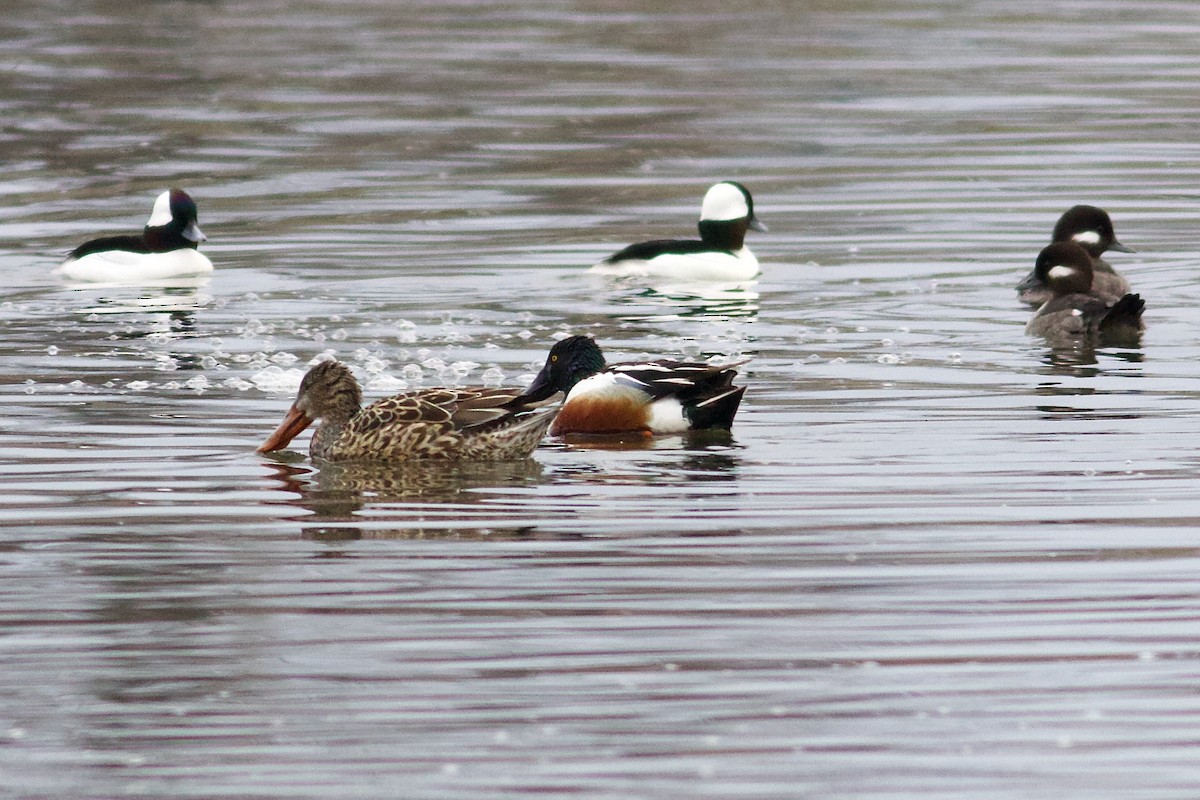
[3,0,1200,797]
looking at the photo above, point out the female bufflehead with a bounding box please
[1025,242,1143,342]
[517,335,746,436]
[60,188,213,282]
[591,181,766,281]
[1016,205,1134,306]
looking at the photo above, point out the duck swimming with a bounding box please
[591,181,766,281]
[1024,242,1144,342]
[258,360,558,461]
[60,188,213,282]
[516,335,746,436]
[1016,205,1134,306]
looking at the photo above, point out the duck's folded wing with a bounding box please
[443,388,538,431]
[348,388,538,437]
[67,235,151,260]
[347,393,447,435]
[609,360,742,401]
[600,238,717,264]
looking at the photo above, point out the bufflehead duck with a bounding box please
[1016,205,1134,305]
[517,335,746,436]
[258,360,558,461]
[60,188,213,282]
[1025,242,1144,342]
[590,181,766,281]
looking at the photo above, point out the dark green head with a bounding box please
[521,335,607,402]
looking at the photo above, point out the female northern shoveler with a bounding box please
[517,335,746,436]
[1024,242,1144,343]
[257,360,558,461]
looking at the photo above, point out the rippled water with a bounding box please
[4,0,1200,797]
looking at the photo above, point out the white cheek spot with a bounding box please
[1047,265,1076,280]
[146,190,172,227]
[1071,309,1083,316]
[1072,230,1101,246]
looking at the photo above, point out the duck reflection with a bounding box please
[611,282,759,322]
[263,436,742,541]
[1039,342,1102,377]
[263,458,548,542]
[301,524,554,543]
[69,282,212,371]
[1033,342,1145,417]
[266,458,545,510]
[549,439,742,491]
[555,428,738,452]
[68,276,212,315]
[1037,340,1143,377]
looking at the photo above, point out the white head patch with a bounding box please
[700,182,749,222]
[1047,265,1076,281]
[1072,230,1101,246]
[146,190,172,227]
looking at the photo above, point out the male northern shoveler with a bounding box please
[590,181,767,282]
[257,360,558,461]
[1016,205,1135,306]
[1024,242,1144,343]
[60,188,214,282]
[517,335,746,436]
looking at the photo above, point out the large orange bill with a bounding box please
[257,404,314,453]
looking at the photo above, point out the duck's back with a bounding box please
[68,235,151,259]
[1026,292,1143,339]
[592,241,758,281]
[323,388,556,461]
[1090,262,1130,298]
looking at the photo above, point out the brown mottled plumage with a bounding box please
[258,360,558,462]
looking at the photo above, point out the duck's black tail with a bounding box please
[1100,293,1145,339]
[685,385,746,431]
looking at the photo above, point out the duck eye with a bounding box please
[551,355,558,363]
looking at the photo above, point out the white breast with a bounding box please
[591,247,759,282]
[60,248,214,283]
[566,373,690,434]
[566,372,639,403]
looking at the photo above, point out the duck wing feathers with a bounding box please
[1027,293,1144,339]
[347,387,533,436]
[603,239,729,263]
[608,359,743,401]
[324,387,556,462]
[68,235,153,259]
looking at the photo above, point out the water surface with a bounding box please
[3,1,1200,797]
